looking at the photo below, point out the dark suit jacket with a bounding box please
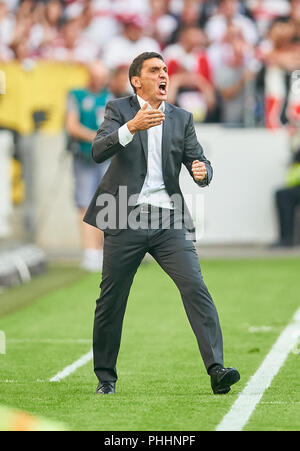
[83,95,213,237]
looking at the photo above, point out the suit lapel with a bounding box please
[129,97,173,168]
[129,95,148,163]
[162,102,173,171]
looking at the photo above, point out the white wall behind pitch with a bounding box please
[180,125,291,244]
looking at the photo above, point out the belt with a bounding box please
[136,203,174,214]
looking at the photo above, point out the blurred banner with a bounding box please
[0,62,88,134]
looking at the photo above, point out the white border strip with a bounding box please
[9,338,91,344]
[216,307,300,431]
[49,350,93,382]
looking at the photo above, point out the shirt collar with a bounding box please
[137,95,165,112]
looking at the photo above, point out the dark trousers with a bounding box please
[93,209,224,382]
[276,185,300,245]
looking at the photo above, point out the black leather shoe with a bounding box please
[95,381,116,395]
[210,366,240,394]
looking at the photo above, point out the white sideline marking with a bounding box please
[248,326,273,333]
[8,338,91,344]
[0,331,6,354]
[216,307,300,431]
[49,350,93,382]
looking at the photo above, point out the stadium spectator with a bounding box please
[272,0,300,34]
[31,0,62,51]
[108,65,132,98]
[79,0,120,50]
[0,1,15,45]
[0,0,15,60]
[8,9,40,60]
[65,60,111,271]
[1,0,67,61]
[168,0,220,19]
[87,51,240,396]
[168,0,205,44]
[169,0,221,32]
[289,0,300,39]
[2,0,19,12]
[272,149,300,247]
[205,0,258,45]
[102,13,161,70]
[198,0,221,26]
[16,0,35,19]
[144,0,178,48]
[262,19,300,130]
[246,0,290,37]
[209,22,259,126]
[10,37,33,62]
[111,0,150,17]
[164,25,216,122]
[43,15,100,63]
[0,42,12,61]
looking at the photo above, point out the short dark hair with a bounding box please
[129,52,164,93]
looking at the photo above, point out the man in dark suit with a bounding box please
[84,52,240,395]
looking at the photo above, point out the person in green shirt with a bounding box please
[66,61,112,271]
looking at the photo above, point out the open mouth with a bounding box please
[158,81,167,95]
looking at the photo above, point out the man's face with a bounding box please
[133,58,169,105]
[221,0,237,19]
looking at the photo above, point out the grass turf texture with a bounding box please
[0,259,299,431]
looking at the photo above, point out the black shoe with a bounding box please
[210,366,240,395]
[95,381,116,395]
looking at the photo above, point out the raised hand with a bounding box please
[127,103,165,134]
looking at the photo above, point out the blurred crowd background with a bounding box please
[1,0,300,132]
[1,0,300,268]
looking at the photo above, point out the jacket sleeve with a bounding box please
[91,101,125,163]
[182,112,213,187]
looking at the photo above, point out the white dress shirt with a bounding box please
[118,95,174,209]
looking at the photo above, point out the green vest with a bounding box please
[67,87,112,160]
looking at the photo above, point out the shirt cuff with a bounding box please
[118,123,134,147]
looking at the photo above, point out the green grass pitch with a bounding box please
[0,258,299,431]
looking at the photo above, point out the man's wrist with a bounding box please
[118,123,134,147]
[127,120,136,135]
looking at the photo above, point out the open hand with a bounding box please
[127,103,165,134]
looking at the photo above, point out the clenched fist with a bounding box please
[127,102,165,134]
[192,160,207,182]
